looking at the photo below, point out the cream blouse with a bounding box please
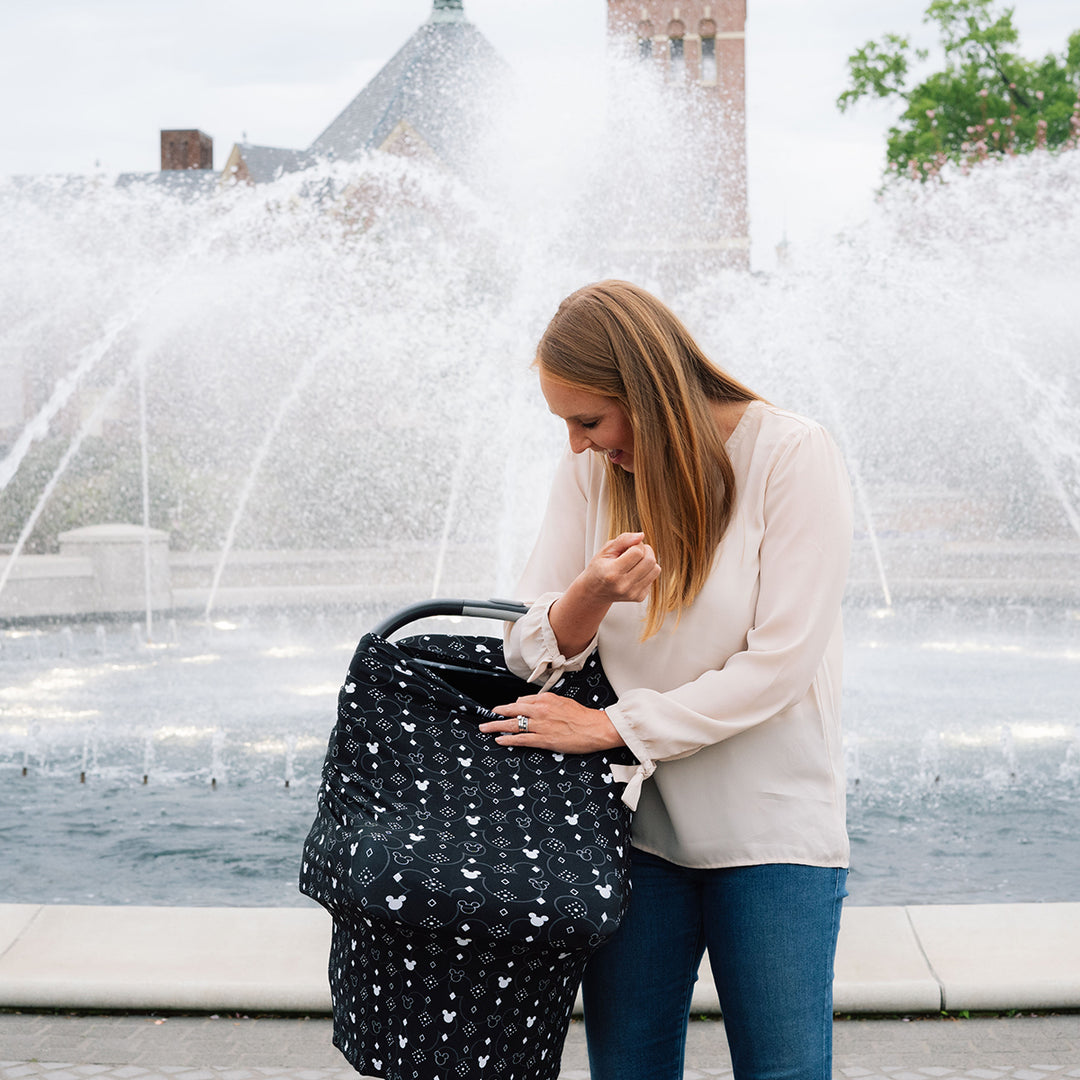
[504,401,853,869]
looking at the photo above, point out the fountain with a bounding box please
[0,44,1078,908]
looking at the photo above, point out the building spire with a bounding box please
[430,0,466,22]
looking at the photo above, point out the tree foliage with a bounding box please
[838,0,1080,179]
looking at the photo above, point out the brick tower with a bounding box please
[607,2,749,272]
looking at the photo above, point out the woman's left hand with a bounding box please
[481,693,625,754]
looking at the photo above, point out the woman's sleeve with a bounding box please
[606,423,853,796]
[504,450,600,686]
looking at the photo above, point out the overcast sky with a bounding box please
[2,0,1077,269]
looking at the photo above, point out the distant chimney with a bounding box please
[161,129,213,171]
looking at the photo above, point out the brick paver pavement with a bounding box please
[2,1012,1080,1079]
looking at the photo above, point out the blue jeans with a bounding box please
[582,850,848,1080]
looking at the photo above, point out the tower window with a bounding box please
[637,20,654,60]
[669,35,685,79]
[701,36,717,82]
[667,19,686,80]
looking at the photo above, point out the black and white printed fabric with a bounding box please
[299,632,636,1080]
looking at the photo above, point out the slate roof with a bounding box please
[226,144,315,184]
[115,170,219,199]
[308,2,508,177]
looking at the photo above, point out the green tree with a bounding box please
[838,0,1080,179]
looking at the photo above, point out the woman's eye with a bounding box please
[579,420,599,430]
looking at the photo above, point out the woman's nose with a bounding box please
[568,429,593,454]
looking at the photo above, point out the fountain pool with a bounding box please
[1,602,1078,908]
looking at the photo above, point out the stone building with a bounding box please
[606,1,749,270]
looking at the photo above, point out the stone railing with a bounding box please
[2,526,1078,621]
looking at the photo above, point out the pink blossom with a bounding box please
[978,88,989,98]
[1036,90,1045,100]
[926,109,936,118]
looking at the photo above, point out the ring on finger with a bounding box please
[517,715,529,734]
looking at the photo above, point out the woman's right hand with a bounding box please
[548,533,660,657]
[579,532,661,604]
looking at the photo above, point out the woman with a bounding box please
[479,280,853,1080]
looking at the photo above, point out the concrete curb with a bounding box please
[1,902,1079,1016]
[906,903,1080,1012]
[0,905,330,1013]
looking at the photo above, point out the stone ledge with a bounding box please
[832,906,941,1014]
[2,902,1078,1016]
[0,904,331,1013]
[908,902,1080,1012]
[3,537,1078,621]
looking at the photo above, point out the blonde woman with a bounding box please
[480,280,853,1080]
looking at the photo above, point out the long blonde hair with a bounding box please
[536,280,760,638]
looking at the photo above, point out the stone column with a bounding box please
[58,524,172,614]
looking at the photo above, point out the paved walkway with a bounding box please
[2,1011,1080,1079]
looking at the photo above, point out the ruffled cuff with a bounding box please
[508,592,599,691]
[603,701,656,810]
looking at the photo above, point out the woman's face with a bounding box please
[539,370,636,472]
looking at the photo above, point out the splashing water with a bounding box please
[0,64,1078,907]
[1,62,1076,573]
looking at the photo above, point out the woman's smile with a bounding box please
[539,371,636,472]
